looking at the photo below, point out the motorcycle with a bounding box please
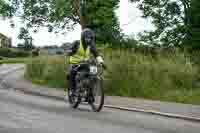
[67,60,106,112]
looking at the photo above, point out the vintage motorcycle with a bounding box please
[67,60,106,112]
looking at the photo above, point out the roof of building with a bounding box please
[0,33,7,38]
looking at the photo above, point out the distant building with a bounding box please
[0,33,12,48]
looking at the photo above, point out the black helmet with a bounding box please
[81,28,95,45]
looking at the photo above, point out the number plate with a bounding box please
[90,66,98,74]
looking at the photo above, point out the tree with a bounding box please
[85,0,121,46]
[130,0,190,47]
[0,0,15,17]
[184,0,200,50]
[120,35,138,48]
[18,27,34,51]
[0,0,120,46]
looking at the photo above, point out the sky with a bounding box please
[0,0,153,46]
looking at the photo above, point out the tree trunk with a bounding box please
[181,0,190,26]
[73,0,87,30]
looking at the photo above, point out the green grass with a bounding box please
[24,50,200,105]
[25,55,67,89]
[0,57,31,64]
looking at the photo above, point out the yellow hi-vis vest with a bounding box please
[69,40,90,64]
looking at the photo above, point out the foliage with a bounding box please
[120,36,138,48]
[0,48,30,58]
[31,49,40,57]
[0,48,10,57]
[17,27,35,51]
[0,0,15,17]
[183,0,200,50]
[17,42,35,51]
[85,0,121,45]
[25,49,200,104]
[104,49,197,98]
[130,0,190,47]
[25,56,67,88]
[0,0,121,46]
[0,57,30,64]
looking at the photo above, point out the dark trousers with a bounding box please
[68,64,77,92]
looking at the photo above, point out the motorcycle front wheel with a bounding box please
[89,78,104,112]
[68,88,80,109]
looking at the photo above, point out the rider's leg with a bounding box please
[69,65,77,95]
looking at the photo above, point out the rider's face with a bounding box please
[84,33,93,45]
[85,37,92,44]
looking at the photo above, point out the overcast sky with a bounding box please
[0,0,153,46]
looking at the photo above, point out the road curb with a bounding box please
[104,105,200,123]
[15,87,64,101]
[12,86,200,123]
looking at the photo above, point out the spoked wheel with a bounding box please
[89,78,104,112]
[68,88,80,109]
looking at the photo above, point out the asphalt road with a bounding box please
[0,64,24,75]
[0,64,200,133]
[0,88,199,133]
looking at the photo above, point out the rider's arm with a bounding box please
[68,40,79,56]
[90,43,104,64]
[90,45,99,58]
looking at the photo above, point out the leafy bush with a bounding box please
[0,48,30,58]
[31,49,40,57]
[0,48,11,57]
[14,50,30,57]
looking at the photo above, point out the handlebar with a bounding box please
[100,63,107,70]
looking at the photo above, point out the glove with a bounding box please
[96,56,104,64]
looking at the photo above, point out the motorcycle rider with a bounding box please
[66,28,104,98]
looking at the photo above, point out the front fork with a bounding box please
[87,76,99,103]
[77,76,100,103]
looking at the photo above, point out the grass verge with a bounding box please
[0,57,30,64]
[25,50,200,105]
[25,55,67,89]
